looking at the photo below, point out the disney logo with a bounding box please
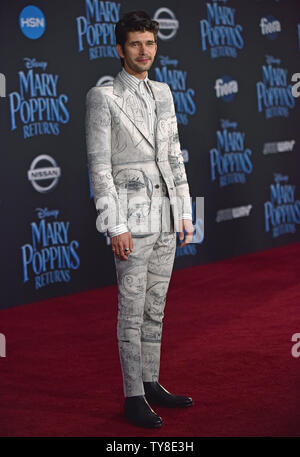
[265,55,281,65]
[274,173,289,183]
[220,119,238,129]
[24,58,48,71]
[159,56,178,67]
[35,208,59,219]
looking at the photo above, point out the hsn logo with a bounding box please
[19,5,46,40]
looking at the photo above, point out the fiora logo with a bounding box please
[153,8,179,41]
[19,5,46,40]
[28,155,61,193]
[214,75,238,102]
[259,15,281,40]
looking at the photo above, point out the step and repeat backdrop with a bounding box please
[1,0,300,309]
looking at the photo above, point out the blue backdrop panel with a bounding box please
[1,0,299,309]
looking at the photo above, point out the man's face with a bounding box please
[116,30,157,76]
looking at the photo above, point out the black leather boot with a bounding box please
[143,382,193,408]
[124,395,163,428]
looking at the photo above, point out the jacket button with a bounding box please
[155,184,160,189]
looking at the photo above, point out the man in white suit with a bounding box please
[85,11,194,428]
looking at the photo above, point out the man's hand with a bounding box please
[178,219,195,248]
[111,231,134,260]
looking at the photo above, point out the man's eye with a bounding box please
[130,42,155,47]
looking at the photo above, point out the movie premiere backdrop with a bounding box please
[1,0,300,309]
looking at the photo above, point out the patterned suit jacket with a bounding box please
[85,71,192,236]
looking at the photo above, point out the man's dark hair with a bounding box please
[115,11,159,67]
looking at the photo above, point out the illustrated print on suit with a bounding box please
[85,17,195,426]
[86,70,193,238]
[114,177,177,397]
[86,69,194,392]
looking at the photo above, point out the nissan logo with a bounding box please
[153,8,179,41]
[27,154,61,193]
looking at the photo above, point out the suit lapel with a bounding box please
[147,79,165,122]
[113,73,154,148]
[147,79,170,144]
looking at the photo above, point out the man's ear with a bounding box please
[116,43,125,59]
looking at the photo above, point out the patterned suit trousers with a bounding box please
[114,174,177,397]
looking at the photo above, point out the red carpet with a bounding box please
[1,242,300,437]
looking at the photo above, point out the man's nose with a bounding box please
[139,44,147,54]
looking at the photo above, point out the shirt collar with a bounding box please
[120,67,151,94]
